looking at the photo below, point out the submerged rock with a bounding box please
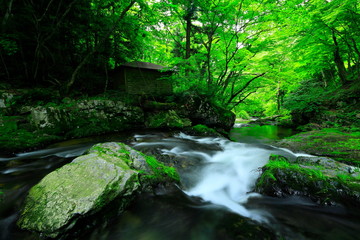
[255,155,360,207]
[17,142,179,238]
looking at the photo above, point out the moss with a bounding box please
[88,144,133,168]
[256,155,360,206]
[256,171,277,187]
[146,110,191,129]
[262,155,327,183]
[140,153,180,182]
[236,110,251,120]
[0,128,63,153]
[89,142,180,183]
[192,124,218,134]
[277,128,360,166]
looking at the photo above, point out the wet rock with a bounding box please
[30,106,71,129]
[29,99,144,136]
[145,110,191,129]
[183,124,224,138]
[17,142,179,238]
[178,93,235,131]
[255,155,360,207]
[0,91,14,109]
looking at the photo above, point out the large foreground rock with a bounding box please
[17,142,179,238]
[255,155,360,207]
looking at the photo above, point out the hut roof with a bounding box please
[121,61,167,71]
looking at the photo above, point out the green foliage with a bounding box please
[0,34,18,55]
[283,79,328,114]
[233,98,266,117]
[236,110,251,120]
[0,0,145,92]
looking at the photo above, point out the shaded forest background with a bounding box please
[1,0,359,124]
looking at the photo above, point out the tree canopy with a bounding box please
[1,0,359,115]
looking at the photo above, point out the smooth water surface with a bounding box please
[230,124,296,143]
[0,128,359,240]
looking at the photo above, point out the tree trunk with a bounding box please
[321,70,328,88]
[0,52,10,80]
[104,62,109,93]
[2,0,14,28]
[332,30,348,85]
[65,0,136,94]
[185,18,191,59]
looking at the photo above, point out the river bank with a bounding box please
[0,89,234,154]
[243,123,360,209]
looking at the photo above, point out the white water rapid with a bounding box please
[133,133,300,223]
[176,134,272,222]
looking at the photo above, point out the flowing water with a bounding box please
[0,126,360,239]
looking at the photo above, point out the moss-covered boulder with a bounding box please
[145,110,191,129]
[274,128,360,166]
[17,142,179,238]
[255,155,360,207]
[184,124,223,137]
[177,93,235,131]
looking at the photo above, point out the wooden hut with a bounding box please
[111,61,173,95]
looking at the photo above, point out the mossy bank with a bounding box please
[255,154,360,207]
[274,128,360,166]
[0,90,235,154]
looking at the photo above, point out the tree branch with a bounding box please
[66,0,136,93]
[227,72,266,104]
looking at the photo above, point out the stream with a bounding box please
[1,125,360,239]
